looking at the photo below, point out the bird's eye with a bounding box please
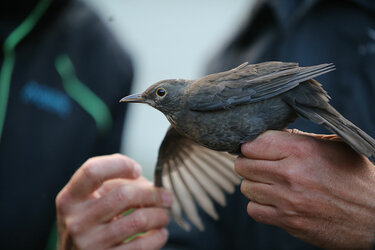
[156,88,167,97]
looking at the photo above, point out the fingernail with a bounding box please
[132,163,142,178]
[161,190,173,207]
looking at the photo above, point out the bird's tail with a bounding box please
[284,79,375,158]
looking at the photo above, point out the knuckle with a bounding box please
[292,175,315,192]
[112,153,127,164]
[257,131,280,148]
[55,191,70,214]
[234,157,247,176]
[279,165,298,185]
[240,180,251,197]
[128,212,147,231]
[240,142,253,155]
[74,238,94,250]
[111,153,141,178]
[281,162,312,187]
[116,185,134,203]
[66,217,83,236]
[112,153,132,167]
[247,203,269,224]
[234,158,241,173]
[247,209,266,224]
[278,162,317,190]
[81,159,99,180]
[283,216,306,233]
[286,195,308,215]
[82,157,96,168]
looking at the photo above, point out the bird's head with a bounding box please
[120,79,191,115]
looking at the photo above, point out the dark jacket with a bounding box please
[0,0,133,249]
[166,0,375,249]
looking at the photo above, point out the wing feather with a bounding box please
[188,62,335,111]
[182,156,227,206]
[154,126,239,230]
[169,161,204,230]
[162,168,190,231]
[193,148,240,185]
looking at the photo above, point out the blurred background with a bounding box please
[84,0,254,179]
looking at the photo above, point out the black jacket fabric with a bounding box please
[166,0,375,249]
[0,0,133,249]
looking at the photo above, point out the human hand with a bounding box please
[56,154,172,250]
[235,130,375,249]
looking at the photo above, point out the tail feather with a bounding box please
[293,104,375,158]
[284,80,375,158]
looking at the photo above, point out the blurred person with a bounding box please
[165,0,375,249]
[0,0,155,249]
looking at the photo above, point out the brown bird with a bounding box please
[120,61,375,231]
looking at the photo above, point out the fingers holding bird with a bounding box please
[235,157,290,185]
[240,179,276,206]
[235,130,375,249]
[236,130,329,207]
[238,174,316,230]
[236,159,312,225]
[246,201,279,226]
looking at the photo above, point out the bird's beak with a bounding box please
[119,93,146,103]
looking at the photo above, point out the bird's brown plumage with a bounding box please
[120,61,375,231]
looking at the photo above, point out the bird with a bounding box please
[120,61,375,231]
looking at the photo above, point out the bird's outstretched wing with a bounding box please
[154,126,241,231]
[188,61,335,111]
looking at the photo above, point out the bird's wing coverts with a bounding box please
[188,61,335,111]
[154,126,240,231]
